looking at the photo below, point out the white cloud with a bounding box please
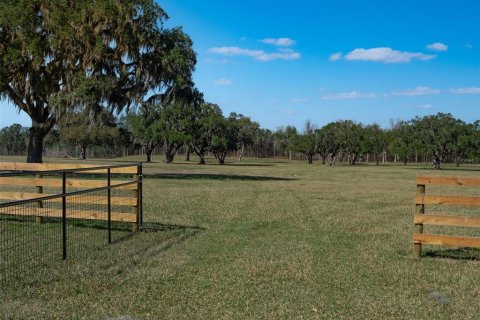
[204,58,228,64]
[426,42,448,52]
[289,98,308,103]
[208,46,300,62]
[257,51,300,62]
[282,109,298,115]
[391,86,441,96]
[465,44,473,49]
[209,46,264,57]
[214,78,232,85]
[345,47,436,63]
[329,52,342,61]
[418,104,434,109]
[450,87,480,94]
[261,38,296,46]
[322,91,377,100]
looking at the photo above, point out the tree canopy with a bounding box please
[0,0,196,162]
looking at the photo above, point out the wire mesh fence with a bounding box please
[0,163,142,284]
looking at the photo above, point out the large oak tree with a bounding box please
[0,0,195,162]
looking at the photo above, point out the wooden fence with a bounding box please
[0,162,142,232]
[413,175,480,258]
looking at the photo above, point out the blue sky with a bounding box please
[1,0,479,130]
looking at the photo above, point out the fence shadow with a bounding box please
[423,248,480,261]
[145,173,296,181]
[140,221,206,232]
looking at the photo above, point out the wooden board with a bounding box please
[0,162,137,174]
[0,192,137,206]
[416,175,480,187]
[413,233,480,248]
[414,214,480,228]
[415,195,480,207]
[0,177,136,190]
[0,207,136,223]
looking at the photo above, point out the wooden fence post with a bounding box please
[35,174,43,224]
[414,184,425,258]
[131,173,138,232]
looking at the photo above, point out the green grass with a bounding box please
[1,155,480,319]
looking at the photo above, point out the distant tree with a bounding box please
[157,87,203,164]
[127,104,163,162]
[321,122,344,165]
[0,123,27,155]
[58,110,119,160]
[389,121,416,165]
[449,121,476,166]
[208,112,240,165]
[252,128,275,158]
[189,103,222,164]
[296,120,318,164]
[235,114,260,162]
[275,126,298,160]
[472,121,480,162]
[413,113,463,169]
[316,127,330,165]
[363,124,386,165]
[338,120,364,165]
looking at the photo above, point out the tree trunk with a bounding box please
[193,147,206,165]
[144,143,157,163]
[165,151,175,164]
[329,153,336,166]
[186,147,191,161]
[455,158,460,167]
[433,155,441,169]
[79,145,87,160]
[165,143,179,164]
[214,152,226,165]
[351,154,358,165]
[237,143,245,162]
[146,149,153,162]
[27,123,50,163]
[307,154,313,164]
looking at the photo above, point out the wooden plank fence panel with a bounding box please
[0,207,137,223]
[0,163,137,174]
[414,214,480,228]
[413,175,480,258]
[0,192,136,206]
[0,177,136,190]
[415,195,480,207]
[413,233,480,248]
[0,162,141,234]
[416,175,480,187]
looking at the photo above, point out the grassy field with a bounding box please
[1,155,480,319]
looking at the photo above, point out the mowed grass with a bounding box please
[1,155,480,319]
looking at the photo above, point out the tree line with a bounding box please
[2,112,479,169]
[1,1,478,168]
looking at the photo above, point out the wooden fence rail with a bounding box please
[0,162,142,232]
[413,175,480,258]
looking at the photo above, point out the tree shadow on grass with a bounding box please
[145,173,296,181]
[223,163,275,167]
[400,166,480,172]
[111,222,206,261]
[423,247,480,261]
[140,221,205,232]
